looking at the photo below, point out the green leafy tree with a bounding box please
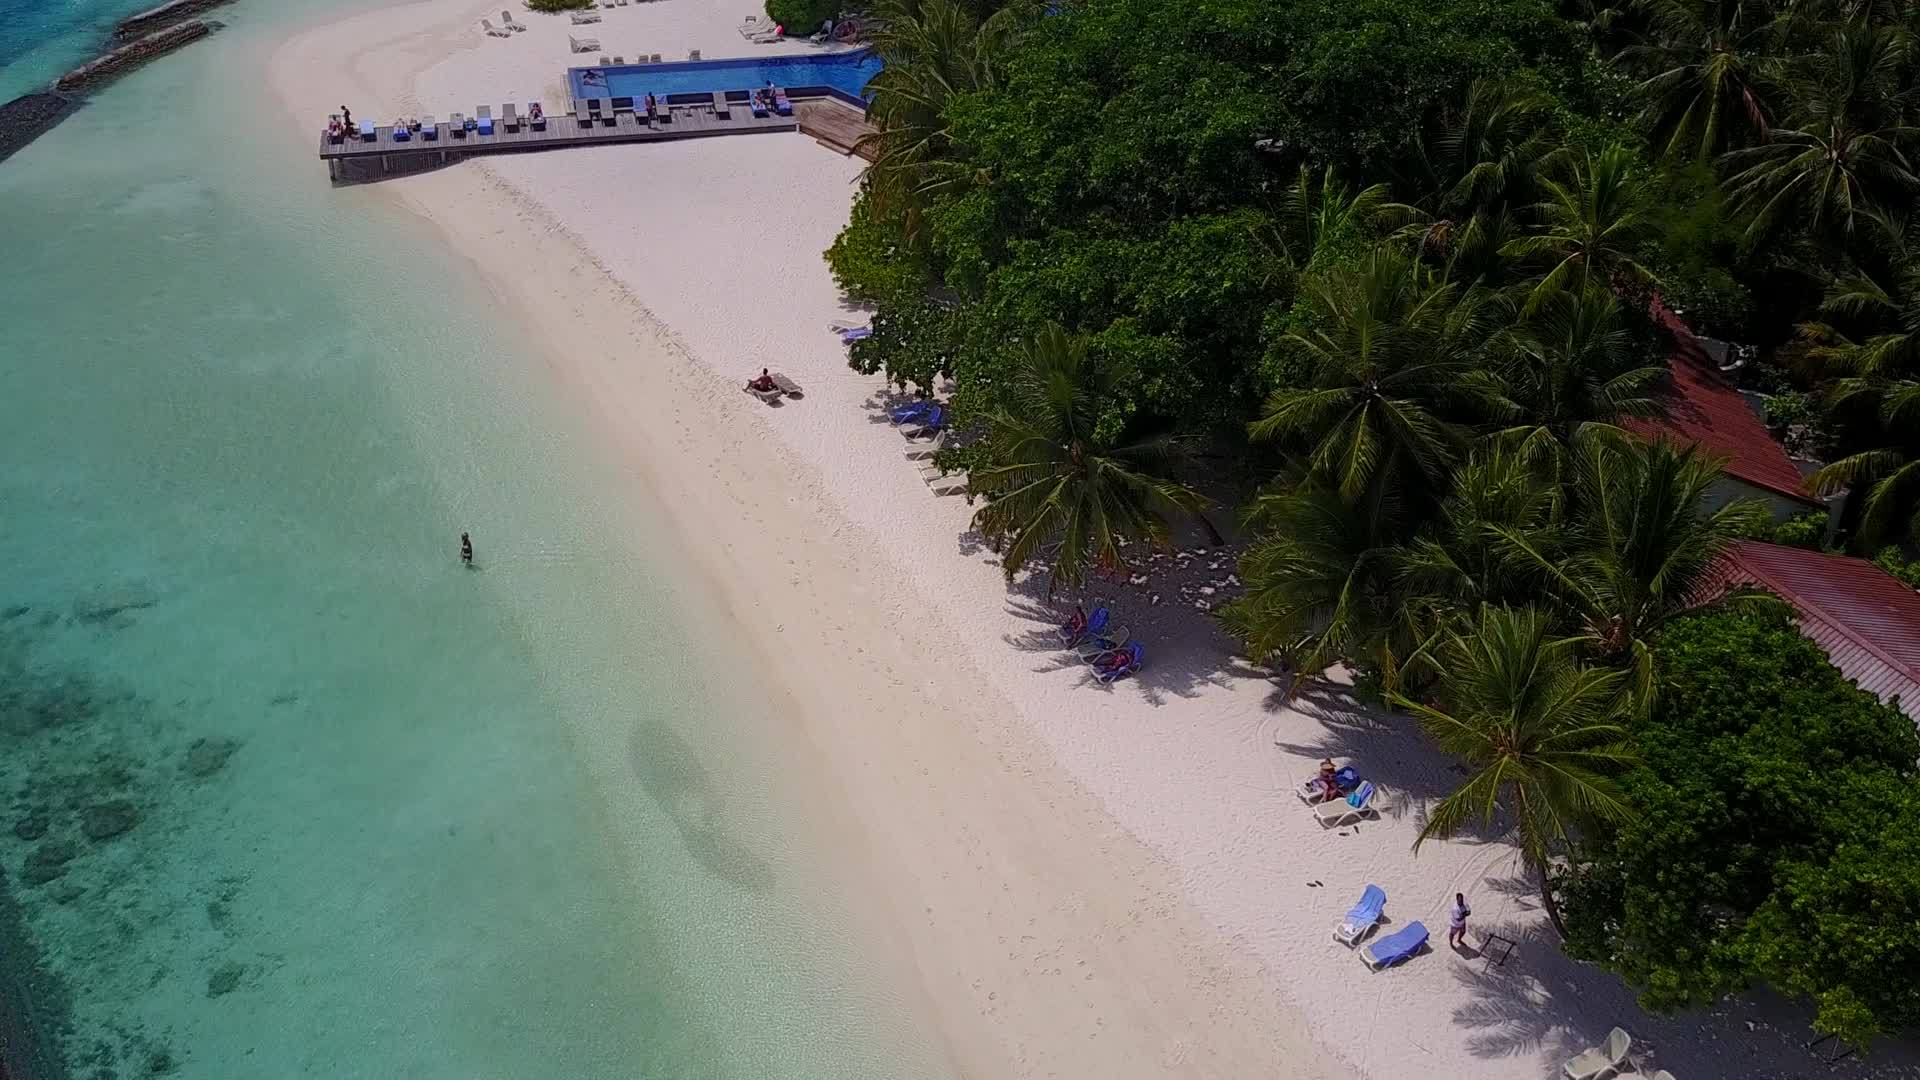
[1810,378,1920,544]
[1502,143,1662,313]
[1557,606,1920,1049]
[967,324,1206,588]
[1497,285,1667,450]
[1389,603,1638,936]
[1617,0,1778,159]
[1720,23,1918,245]
[1216,485,1405,680]
[1251,248,1505,500]
[1499,437,1773,709]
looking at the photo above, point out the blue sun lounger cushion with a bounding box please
[477,114,494,135]
[889,400,935,424]
[841,326,873,343]
[1361,921,1428,970]
[1347,780,1376,808]
[1334,885,1386,946]
[358,119,376,141]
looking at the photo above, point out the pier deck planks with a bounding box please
[318,103,799,167]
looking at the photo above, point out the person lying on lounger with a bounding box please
[528,102,544,120]
[1316,758,1341,801]
[747,368,778,393]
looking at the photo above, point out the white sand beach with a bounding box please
[271,1,1920,1076]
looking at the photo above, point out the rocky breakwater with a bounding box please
[54,21,218,93]
[115,0,235,38]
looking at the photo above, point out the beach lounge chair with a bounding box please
[773,87,792,116]
[569,10,600,23]
[569,34,598,53]
[1077,626,1130,661]
[749,91,771,118]
[420,116,438,140]
[1562,1028,1632,1080]
[751,24,783,42]
[769,373,802,398]
[482,17,511,36]
[1296,765,1360,804]
[711,91,730,117]
[901,406,945,439]
[358,119,376,141]
[1360,921,1428,970]
[595,98,615,126]
[527,101,547,130]
[1334,885,1387,947]
[689,48,701,59]
[502,102,518,131]
[929,473,969,497]
[841,325,873,343]
[1095,642,1144,683]
[653,97,672,123]
[448,112,466,137]
[650,52,662,62]
[613,56,625,64]
[1649,1072,1675,1080]
[570,100,591,127]
[903,430,948,460]
[502,9,526,30]
[737,14,762,35]
[599,54,610,65]
[475,105,494,135]
[1314,781,1381,827]
[391,121,410,141]
[890,400,936,425]
[1058,605,1109,646]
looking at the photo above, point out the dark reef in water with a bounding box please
[0,863,73,1080]
[0,94,80,168]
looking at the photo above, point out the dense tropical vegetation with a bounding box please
[829,0,1920,1048]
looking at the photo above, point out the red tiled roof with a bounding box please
[1625,302,1823,507]
[1702,541,1920,720]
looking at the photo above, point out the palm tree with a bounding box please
[1216,484,1405,683]
[1802,207,1920,378]
[1501,143,1661,314]
[1251,249,1506,501]
[1257,166,1410,296]
[1496,436,1774,710]
[858,0,1022,228]
[967,324,1207,588]
[1497,285,1668,450]
[1388,604,1638,936]
[1410,79,1560,221]
[1719,24,1918,246]
[1617,0,1779,159]
[1809,378,1920,544]
[1395,445,1566,622]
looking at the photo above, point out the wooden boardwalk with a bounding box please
[318,94,799,181]
[796,99,877,161]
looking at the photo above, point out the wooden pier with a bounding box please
[796,99,877,161]
[318,91,806,181]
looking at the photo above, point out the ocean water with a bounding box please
[0,4,948,1079]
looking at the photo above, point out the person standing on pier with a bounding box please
[341,104,353,129]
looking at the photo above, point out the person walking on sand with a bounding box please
[1448,892,1471,950]
[460,531,473,567]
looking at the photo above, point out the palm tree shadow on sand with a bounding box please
[625,717,775,893]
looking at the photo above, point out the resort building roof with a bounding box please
[1701,540,1920,721]
[1627,302,1824,508]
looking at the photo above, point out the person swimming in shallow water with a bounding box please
[460,532,474,567]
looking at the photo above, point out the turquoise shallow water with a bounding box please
[0,4,949,1078]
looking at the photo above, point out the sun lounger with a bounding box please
[357,119,376,141]
[482,17,511,36]
[737,14,762,35]
[1078,627,1131,662]
[527,101,547,130]
[1334,885,1387,947]
[1058,605,1109,646]
[599,54,610,64]
[569,34,599,53]
[595,98,615,126]
[613,55,626,64]
[1313,780,1381,827]
[889,400,936,425]
[930,474,969,497]
[1360,921,1428,970]
[1562,1028,1632,1080]
[689,48,701,59]
[901,406,945,439]
[750,91,771,118]
[653,98,672,123]
[768,373,802,398]
[650,52,661,62]
[773,87,792,116]
[475,104,494,135]
[751,25,783,42]
[841,325,873,343]
[1094,642,1143,682]
[501,103,518,131]
[502,9,526,30]
[711,91,730,117]
[903,430,948,460]
[569,11,600,23]
[420,116,438,140]
[1296,765,1360,804]
[1649,1072,1675,1080]
[570,99,591,127]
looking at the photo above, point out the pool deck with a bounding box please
[317,93,802,181]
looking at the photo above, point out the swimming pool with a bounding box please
[568,50,881,106]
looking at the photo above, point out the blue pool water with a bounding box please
[569,50,881,105]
